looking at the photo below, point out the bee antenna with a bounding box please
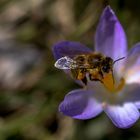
[113,57,125,65]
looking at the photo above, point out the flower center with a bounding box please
[101,72,125,93]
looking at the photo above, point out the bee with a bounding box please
[55,53,125,85]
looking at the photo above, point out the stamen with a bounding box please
[101,72,125,93]
[116,78,125,92]
[102,72,115,92]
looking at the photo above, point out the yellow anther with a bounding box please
[116,78,125,92]
[101,72,125,93]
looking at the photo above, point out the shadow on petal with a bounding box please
[59,89,102,120]
[123,83,140,107]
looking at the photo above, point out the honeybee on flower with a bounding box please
[55,53,125,85]
[53,6,140,129]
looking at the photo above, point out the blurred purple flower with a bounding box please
[0,41,43,89]
[53,6,140,128]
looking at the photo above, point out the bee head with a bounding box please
[101,57,113,73]
[101,56,125,73]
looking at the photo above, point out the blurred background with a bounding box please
[0,0,140,140]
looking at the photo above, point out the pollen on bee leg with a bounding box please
[77,70,85,80]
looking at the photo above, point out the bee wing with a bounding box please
[54,56,77,69]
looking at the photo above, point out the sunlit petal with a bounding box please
[124,43,140,84]
[104,103,139,128]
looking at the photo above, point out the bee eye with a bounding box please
[102,65,109,73]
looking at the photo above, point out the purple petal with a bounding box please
[59,89,102,119]
[123,83,140,108]
[52,41,92,60]
[124,43,140,84]
[104,103,139,128]
[95,6,127,60]
[135,102,140,109]
[125,43,140,68]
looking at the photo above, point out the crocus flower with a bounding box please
[53,6,140,129]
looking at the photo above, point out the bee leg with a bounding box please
[89,74,98,81]
[71,69,87,85]
[81,76,87,85]
[76,69,87,85]
[89,73,103,83]
[97,72,104,83]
